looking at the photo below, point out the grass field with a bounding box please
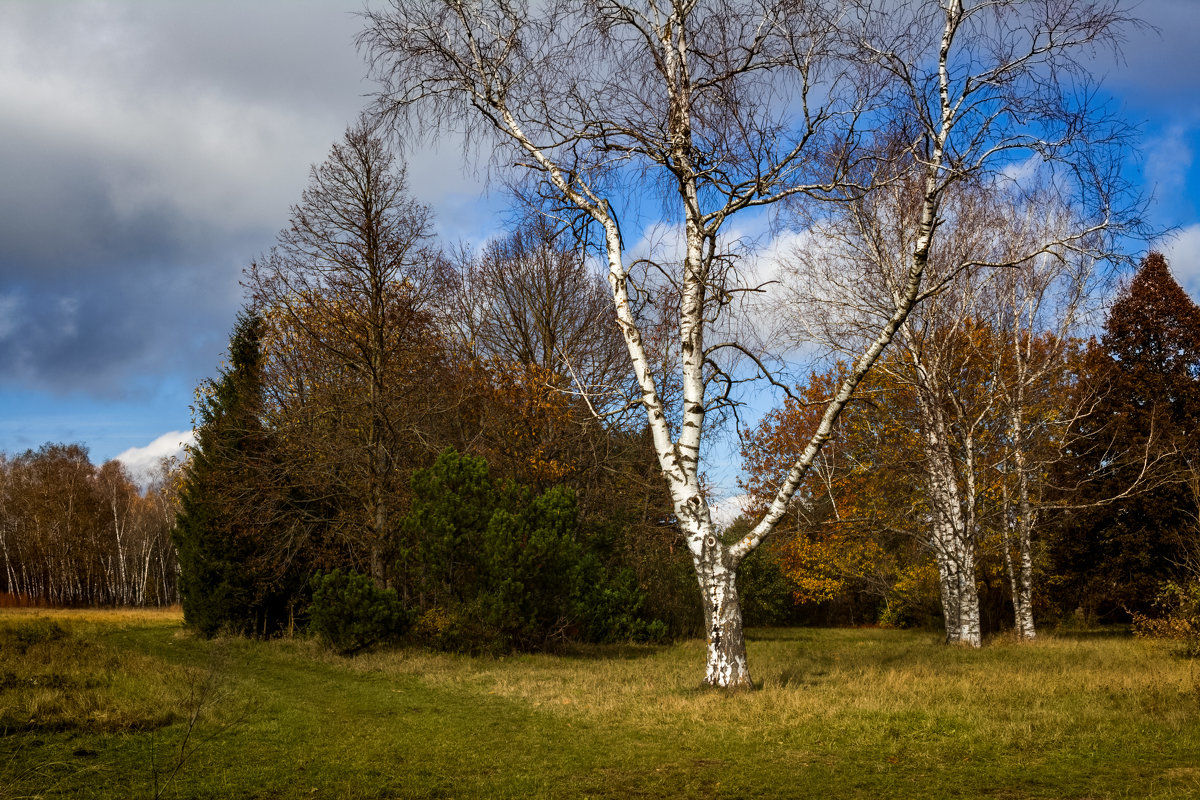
[2,608,1198,799]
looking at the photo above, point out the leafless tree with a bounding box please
[447,217,631,415]
[246,118,442,581]
[983,221,1108,640]
[360,0,1138,683]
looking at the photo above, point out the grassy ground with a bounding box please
[2,609,1198,799]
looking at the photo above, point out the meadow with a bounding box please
[2,608,1198,799]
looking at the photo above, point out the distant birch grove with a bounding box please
[0,445,180,606]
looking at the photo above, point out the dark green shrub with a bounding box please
[399,449,670,651]
[736,541,804,628]
[573,565,669,643]
[309,570,409,655]
[476,485,583,648]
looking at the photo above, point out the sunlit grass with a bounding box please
[2,610,1199,799]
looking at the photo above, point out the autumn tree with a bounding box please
[741,365,925,623]
[448,217,627,403]
[785,166,1121,644]
[141,456,185,605]
[1047,252,1200,619]
[247,118,443,582]
[360,0,1138,684]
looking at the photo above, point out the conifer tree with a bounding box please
[1049,253,1200,618]
[174,311,295,636]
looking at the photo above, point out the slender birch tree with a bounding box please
[987,235,1103,641]
[360,0,1136,684]
[779,0,1137,646]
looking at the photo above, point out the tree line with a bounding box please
[741,251,1200,643]
[6,0,1179,690]
[0,445,179,607]
[352,0,1146,685]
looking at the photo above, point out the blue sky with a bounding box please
[2,0,1199,495]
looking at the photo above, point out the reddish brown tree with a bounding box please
[1047,253,1200,618]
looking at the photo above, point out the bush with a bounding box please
[878,560,943,630]
[736,541,805,628]
[309,570,409,655]
[1131,580,1200,657]
[573,565,669,644]
[398,449,670,651]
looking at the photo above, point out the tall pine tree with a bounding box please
[174,311,298,636]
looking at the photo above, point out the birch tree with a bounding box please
[987,235,1103,640]
[360,0,1136,684]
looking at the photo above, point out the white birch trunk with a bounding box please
[0,526,18,597]
[1003,406,1038,640]
[1014,534,1036,639]
[695,536,752,689]
[917,378,982,647]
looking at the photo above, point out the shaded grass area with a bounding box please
[2,609,1199,799]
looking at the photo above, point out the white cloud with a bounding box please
[1161,224,1200,302]
[1142,123,1198,228]
[115,430,195,489]
[0,294,20,340]
[709,493,752,530]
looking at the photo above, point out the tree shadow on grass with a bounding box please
[744,628,820,643]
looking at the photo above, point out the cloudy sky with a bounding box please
[2,0,1200,492]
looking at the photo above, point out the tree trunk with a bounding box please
[1014,517,1037,640]
[919,391,982,648]
[952,544,982,647]
[695,539,752,690]
[934,546,961,642]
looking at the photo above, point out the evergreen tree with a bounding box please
[174,312,297,636]
[1048,253,1200,619]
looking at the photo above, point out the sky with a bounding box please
[2,0,1200,502]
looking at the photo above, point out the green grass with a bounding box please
[2,609,1199,799]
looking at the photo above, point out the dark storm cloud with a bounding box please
[5,0,1187,403]
[0,1,420,397]
[0,1,491,399]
